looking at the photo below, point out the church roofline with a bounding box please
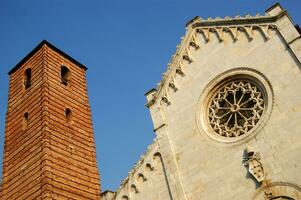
[185,4,288,29]
[146,3,298,106]
[144,88,157,96]
[8,40,87,75]
[115,138,159,195]
[266,2,283,13]
[188,12,287,28]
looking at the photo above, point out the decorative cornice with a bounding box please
[147,7,288,107]
[188,10,288,28]
[153,123,166,132]
[115,138,160,196]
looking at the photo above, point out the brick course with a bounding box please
[1,41,101,199]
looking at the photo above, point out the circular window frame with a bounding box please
[196,68,273,144]
[253,181,301,200]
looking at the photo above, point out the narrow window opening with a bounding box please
[24,68,32,89]
[22,112,29,130]
[61,66,70,86]
[65,108,73,125]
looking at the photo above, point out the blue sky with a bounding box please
[0,0,300,191]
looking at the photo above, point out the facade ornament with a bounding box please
[208,80,265,138]
[245,26,254,40]
[209,28,223,42]
[264,189,274,199]
[229,27,238,40]
[261,25,271,40]
[189,33,200,50]
[253,25,270,40]
[175,63,185,76]
[137,173,147,182]
[182,51,193,63]
[146,163,155,171]
[196,28,210,42]
[216,28,224,41]
[130,184,139,194]
[268,24,278,30]
[161,95,171,105]
[168,77,178,92]
[243,146,265,183]
[238,26,253,40]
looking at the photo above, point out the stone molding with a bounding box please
[114,138,162,199]
[196,68,274,144]
[253,182,301,200]
[145,3,299,110]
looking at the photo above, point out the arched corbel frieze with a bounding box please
[137,173,147,182]
[182,50,193,64]
[130,184,139,194]
[209,27,223,42]
[196,28,210,42]
[161,89,171,106]
[189,32,200,50]
[168,77,178,92]
[253,25,271,41]
[223,27,238,41]
[175,62,185,76]
[121,195,129,200]
[153,152,163,166]
[145,163,154,172]
[237,26,253,41]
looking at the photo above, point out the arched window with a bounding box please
[61,66,70,86]
[65,108,73,125]
[22,112,29,130]
[24,68,31,89]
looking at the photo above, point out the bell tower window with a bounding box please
[61,66,70,86]
[65,108,73,125]
[22,112,29,130]
[24,68,32,89]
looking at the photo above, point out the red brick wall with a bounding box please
[1,44,101,199]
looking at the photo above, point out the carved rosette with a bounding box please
[208,81,264,138]
[197,68,273,143]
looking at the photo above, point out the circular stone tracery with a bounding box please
[208,81,264,138]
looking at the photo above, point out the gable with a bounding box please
[145,3,301,109]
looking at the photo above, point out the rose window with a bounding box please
[208,81,264,138]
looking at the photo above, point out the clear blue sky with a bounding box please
[0,0,300,191]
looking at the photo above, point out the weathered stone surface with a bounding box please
[113,3,301,200]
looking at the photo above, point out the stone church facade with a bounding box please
[103,3,301,200]
[1,3,301,200]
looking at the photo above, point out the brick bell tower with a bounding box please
[1,41,101,199]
